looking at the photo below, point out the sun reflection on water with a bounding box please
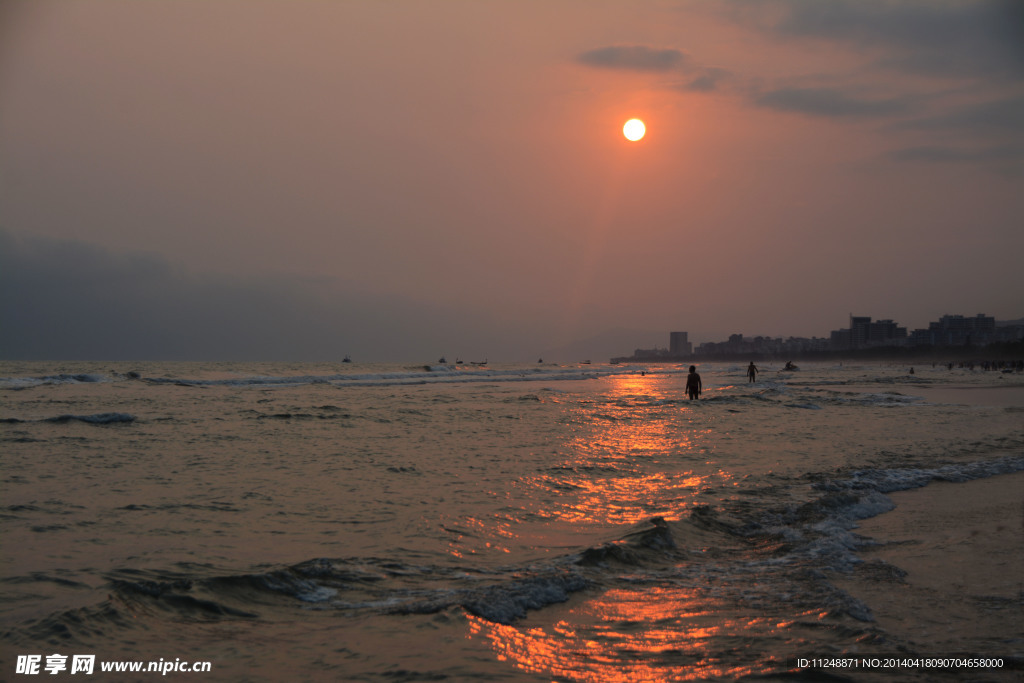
[530,373,734,526]
[467,583,785,681]
[462,374,782,678]
[532,472,723,525]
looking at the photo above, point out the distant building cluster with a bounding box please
[909,314,1014,347]
[831,313,1023,349]
[627,331,693,361]
[694,333,830,358]
[613,314,1024,362]
[830,316,906,350]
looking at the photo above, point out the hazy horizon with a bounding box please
[2,1,1022,362]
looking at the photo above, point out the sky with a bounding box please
[1,0,1022,362]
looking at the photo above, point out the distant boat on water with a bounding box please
[342,356,352,363]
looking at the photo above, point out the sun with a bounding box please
[623,118,646,141]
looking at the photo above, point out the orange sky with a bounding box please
[1,1,1022,360]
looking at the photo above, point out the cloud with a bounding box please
[577,45,686,72]
[680,66,732,93]
[889,143,1024,176]
[889,95,1024,174]
[890,144,1023,164]
[770,0,1024,80]
[754,87,910,119]
[897,95,1024,134]
[684,75,719,92]
[577,44,733,95]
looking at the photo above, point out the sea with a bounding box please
[1,360,1022,682]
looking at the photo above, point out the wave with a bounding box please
[2,413,136,425]
[1,600,138,647]
[3,516,702,648]
[745,453,1024,578]
[8,456,1023,647]
[819,453,1024,494]
[48,413,135,424]
[142,366,655,389]
[0,364,680,392]
[80,501,896,630]
[3,364,979,400]
[116,501,239,513]
[102,520,684,626]
[0,373,109,390]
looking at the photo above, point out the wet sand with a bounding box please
[905,382,1024,408]
[839,470,1024,668]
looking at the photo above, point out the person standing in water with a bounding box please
[686,365,702,400]
[746,361,759,383]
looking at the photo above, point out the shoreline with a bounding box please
[896,383,1024,408]
[837,470,1024,663]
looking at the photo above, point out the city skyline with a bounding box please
[617,311,1024,362]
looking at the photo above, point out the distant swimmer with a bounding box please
[686,365,702,400]
[746,362,759,383]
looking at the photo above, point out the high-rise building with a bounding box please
[925,314,996,345]
[849,316,871,347]
[868,319,907,344]
[669,332,692,356]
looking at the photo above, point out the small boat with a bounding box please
[580,360,591,365]
[782,361,799,371]
[342,355,352,363]
[439,357,447,364]
[471,360,488,366]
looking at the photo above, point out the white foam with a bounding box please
[136,365,659,389]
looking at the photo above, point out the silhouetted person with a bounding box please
[746,362,758,382]
[686,365,702,400]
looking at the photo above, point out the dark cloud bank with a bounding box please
[0,230,520,362]
[770,0,1024,80]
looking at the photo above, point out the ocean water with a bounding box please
[1,360,1022,681]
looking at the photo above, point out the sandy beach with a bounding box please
[904,382,1024,408]
[839,469,1024,671]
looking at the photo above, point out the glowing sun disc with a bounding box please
[623,118,646,141]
